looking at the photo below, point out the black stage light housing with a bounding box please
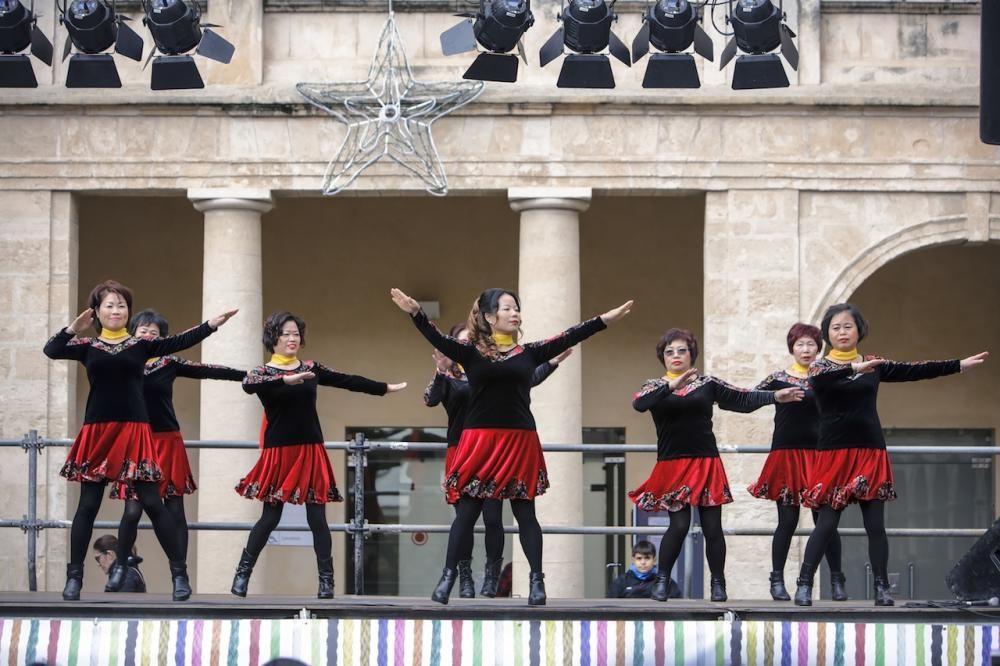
[0,0,53,87]
[141,0,234,90]
[440,0,534,83]
[631,0,713,88]
[538,0,630,89]
[60,0,144,88]
[719,0,798,90]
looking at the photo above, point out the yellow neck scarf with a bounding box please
[827,348,859,363]
[147,357,160,365]
[100,328,128,342]
[664,371,685,381]
[270,353,298,365]
[790,361,810,376]
[493,332,514,347]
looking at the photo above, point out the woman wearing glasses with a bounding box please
[629,328,803,603]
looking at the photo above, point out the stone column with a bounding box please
[189,189,272,593]
[508,187,591,599]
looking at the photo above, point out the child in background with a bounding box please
[607,540,681,599]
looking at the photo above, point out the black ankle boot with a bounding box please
[528,571,546,606]
[769,571,791,601]
[169,560,192,602]
[710,576,727,602]
[457,560,475,599]
[63,563,84,601]
[317,557,334,599]
[830,571,847,601]
[480,558,502,598]
[105,561,127,592]
[231,548,257,598]
[431,568,458,604]
[794,562,817,607]
[873,576,895,607]
[650,573,671,602]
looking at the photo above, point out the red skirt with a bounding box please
[235,443,343,504]
[444,428,549,505]
[444,446,458,477]
[60,422,162,484]
[801,448,897,510]
[628,457,733,513]
[111,431,196,501]
[747,448,816,506]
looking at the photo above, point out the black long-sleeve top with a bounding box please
[632,375,777,460]
[143,356,245,433]
[243,360,388,448]
[423,362,559,446]
[808,355,961,451]
[43,323,216,425]
[410,310,606,431]
[755,370,818,451]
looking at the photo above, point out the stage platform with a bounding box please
[2,594,999,665]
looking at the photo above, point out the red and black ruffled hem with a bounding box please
[747,448,816,506]
[443,428,549,505]
[235,443,343,505]
[801,448,897,510]
[111,431,196,500]
[628,457,733,512]
[60,422,162,484]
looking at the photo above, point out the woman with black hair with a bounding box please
[629,328,803,603]
[747,322,846,601]
[794,302,989,607]
[43,280,237,601]
[392,286,632,605]
[108,309,246,593]
[232,311,406,599]
[424,323,570,598]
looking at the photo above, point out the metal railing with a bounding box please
[0,431,996,594]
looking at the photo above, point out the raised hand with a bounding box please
[283,371,316,385]
[433,349,451,373]
[208,309,239,329]
[390,288,420,315]
[387,382,408,393]
[775,387,805,403]
[668,368,698,391]
[960,351,990,372]
[68,309,95,335]
[549,348,573,366]
[852,358,884,374]
[600,300,634,325]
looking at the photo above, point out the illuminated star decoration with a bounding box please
[297,13,484,196]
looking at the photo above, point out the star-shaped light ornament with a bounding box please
[297,13,484,196]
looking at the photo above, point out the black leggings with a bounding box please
[243,503,332,561]
[447,497,541,572]
[772,502,842,572]
[657,505,726,579]
[119,495,189,562]
[454,498,504,561]
[69,481,181,565]
[803,500,888,577]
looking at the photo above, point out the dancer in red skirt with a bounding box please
[629,328,803,603]
[424,323,568,598]
[746,323,846,601]
[393,287,632,605]
[794,303,989,607]
[43,280,237,601]
[232,311,406,599]
[108,309,246,593]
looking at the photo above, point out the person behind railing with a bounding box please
[606,540,680,599]
[795,303,989,608]
[423,322,570,599]
[392,286,633,605]
[43,279,237,602]
[92,534,145,593]
[747,322,847,602]
[629,328,804,603]
[232,311,407,599]
[108,309,246,594]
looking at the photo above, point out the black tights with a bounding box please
[243,503,332,560]
[803,500,888,577]
[447,497,541,572]
[772,502,842,572]
[120,495,188,562]
[454,498,504,561]
[69,481,181,565]
[658,505,726,579]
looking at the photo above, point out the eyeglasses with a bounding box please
[663,348,690,357]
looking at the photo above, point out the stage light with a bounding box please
[440,0,534,83]
[59,0,144,88]
[0,0,53,87]
[538,0,630,89]
[141,0,234,90]
[631,0,713,88]
[719,0,798,90]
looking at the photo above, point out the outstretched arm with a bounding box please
[173,358,246,382]
[713,378,792,414]
[527,301,633,363]
[878,352,987,382]
[44,309,96,361]
[313,362,390,396]
[391,288,475,364]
